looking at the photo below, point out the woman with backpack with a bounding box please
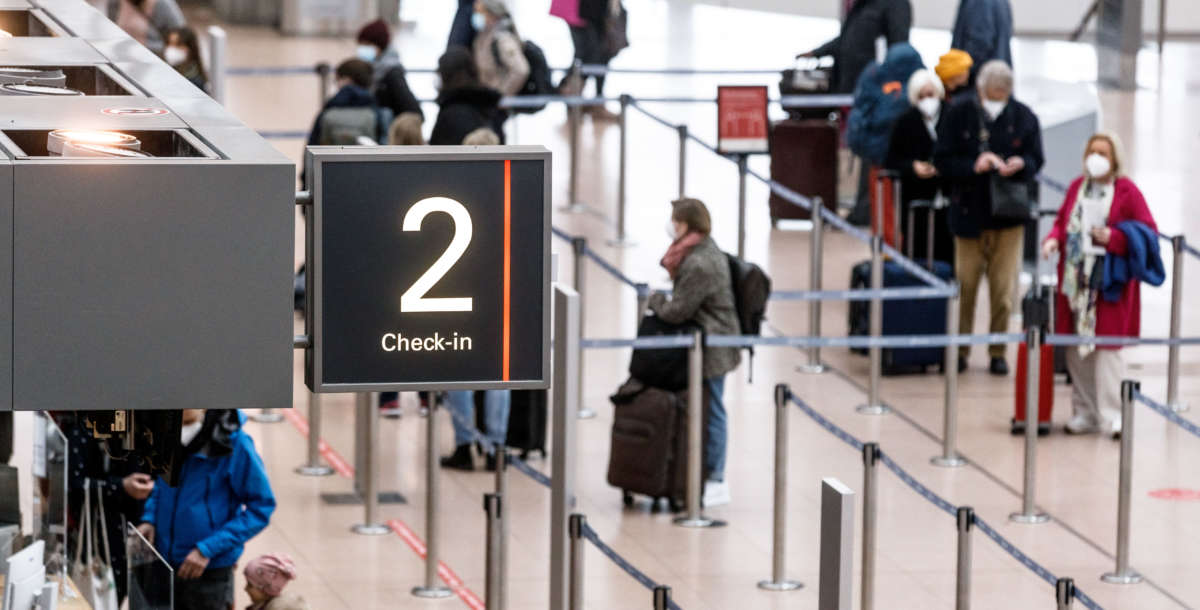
[647,199,741,507]
[470,0,530,98]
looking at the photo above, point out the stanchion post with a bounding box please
[635,283,650,328]
[758,384,803,591]
[485,493,503,609]
[206,26,227,104]
[568,514,585,610]
[295,391,333,476]
[494,448,509,610]
[1056,578,1075,609]
[412,402,453,598]
[736,154,748,259]
[610,94,631,246]
[677,123,688,199]
[933,282,966,467]
[857,237,888,415]
[572,237,595,420]
[315,62,331,108]
[1166,236,1188,412]
[674,330,725,528]
[550,285,581,608]
[1010,326,1049,524]
[956,507,974,610]
[1102,380,1143,585]
[861,443,880,610]
[352,393,389,535]
[800,198,826,374]
[564,60,584,212]
[653,586,672,610]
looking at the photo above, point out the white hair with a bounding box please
[976,60,1014,94]
[906,69,945,106]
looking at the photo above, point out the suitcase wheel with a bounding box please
[669,498,684,513]
[622,491,634,507]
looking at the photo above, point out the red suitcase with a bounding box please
[869,168,902,250]
[768,119,839,223]
[1012,342,1054,435]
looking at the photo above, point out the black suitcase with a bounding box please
[473,390,547,459]
[607,380,688,512]
[848,259,954,374]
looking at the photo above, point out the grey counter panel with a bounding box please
[0,162,10,411]
[12,161,294,410]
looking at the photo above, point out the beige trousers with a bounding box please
[1065,347,1125,426]
[955,225,1025,359]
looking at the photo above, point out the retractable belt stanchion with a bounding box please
[1010,326,1049,524]
[857,237,888,415]
[653,585,672,610]
[736,154,748,259]
[494,448,510,610]
[564,61,584,214]
[485,493,503,609]
[568,514,585,610]
[677,124,688,199]
[550,285,581,609]
[295,390,333,476]
[861,442,880,610]
[1056,578,1076,609]
[674,330,725,528]
[572,238,595,419]
[412,402,453,598]
[611,95,631,246]
[956,507,974,610]
[758,384,803,591]
[933,282,966,467]
[1102,380,1143,585]
[635,283,650,329]
[352,393,389,535]
[1166,236,1188,412]
[799,199,826,374]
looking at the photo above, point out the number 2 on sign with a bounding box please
[400,197,473,313]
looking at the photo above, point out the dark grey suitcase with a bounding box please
[607,380,687,512]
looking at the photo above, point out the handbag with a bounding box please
[71,481,120,610]
[976,102,1036,222]
[628,314,702,392]
[604,0,629,61]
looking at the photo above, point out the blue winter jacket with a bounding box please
[140,424,275,570]
[847,43,925,164]
[1102,220,1165,303]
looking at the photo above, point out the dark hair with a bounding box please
[671,198,712,235]
[437,46,480,92]
[166,27,207,83]
[335,59,374,89]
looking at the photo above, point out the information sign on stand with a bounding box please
[717,85,770,155]
[304,146,551,392]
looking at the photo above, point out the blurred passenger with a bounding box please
[430,47,506,146]
[647,199,740,507]
[306,59,389,147]
[244,553,310,610]
[388,112,426,146]
[556,0,617,101]
[934,49,974,100]
[164,27,208,91]
[462,127,502,146]
[440,391,511,471]
[116,0,186,56]
[934,60,1044,376]
[448,0,477,50]
[137,410,275,610]
[470,0,531,98]
[800,0,912,94]
[885,69,954,263]
[356,19,424,123]
[951,0,1013,86]
[1043,133,1160,438]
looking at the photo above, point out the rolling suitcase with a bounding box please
[778,56,841,121]
[848,259,954,374]
[869,169,902,250]
[1013,343,1054,436]
[768,119,839,223]
[607,380,687,512]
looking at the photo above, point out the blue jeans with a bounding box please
[444,390,510,450]
[705,377,727,482]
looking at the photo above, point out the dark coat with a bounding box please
[885,106,955,262]
[951,0,1013,82]
[447,0,476,49]
[812,0,912,94]
[430,85,507,146]
[305,84,389,146]
[933,95,1044,238]
[578,0,608,25]
[372,49,423,120]
[847,42,924,164]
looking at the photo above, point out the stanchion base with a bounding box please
[855,404,890,416]
[1008,512,1050,524]
[673,516,727,528]
[577,407,597,420]
[930,455,967,468]
[1101,571,1143,585]
[412,586,454,599]
[295,464,334,477]
[797,363,826,374]
[250,413,284,423]
[606,238,636,248]
[351,523,391,536]
[1168,401,1191,413]
[757,580,803,592]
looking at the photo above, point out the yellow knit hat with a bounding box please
[935,49,973,84]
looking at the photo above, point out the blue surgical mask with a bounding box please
[356,44,378,63]
[471,12,487,31]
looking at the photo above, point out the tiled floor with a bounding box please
[11,0,1200,608]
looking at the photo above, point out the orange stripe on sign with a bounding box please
[503,160,512,381]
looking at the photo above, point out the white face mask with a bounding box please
[665,220,680,240]
[355,44,378,63]
[1085,153,1112,178]
[916,97,940,118]
[982,99,1007,120]
[180,420,203,445]
[164,46,187,67]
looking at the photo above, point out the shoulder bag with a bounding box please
[976,103,1036,222]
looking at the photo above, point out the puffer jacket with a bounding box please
[649,236,741,378]
[847,42,924,164]
[431,85,507,146]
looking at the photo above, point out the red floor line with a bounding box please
[273,407,485,609]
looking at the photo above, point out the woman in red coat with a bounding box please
[1042,132,1156,437]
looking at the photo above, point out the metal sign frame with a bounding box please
[305,145,552,393]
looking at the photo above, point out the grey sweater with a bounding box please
[649,236,741,379]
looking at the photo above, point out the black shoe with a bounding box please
[989,357,1009,376]
[485,451,508,472]
[439,444,474,471]
[958,356,968,373]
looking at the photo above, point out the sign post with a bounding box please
[717,85,770,155]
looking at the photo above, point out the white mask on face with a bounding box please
[916,97,940,118]
[180,420,203,445]
[355,44,378,63]
[164,46,187,67]
[1085,153,1112,178]
[665,220,680,240]
[982,99,1007,121]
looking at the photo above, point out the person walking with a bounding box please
[934,60,1043,375]
[470,0,530,98]
[430,47,506,146]
[1043,133,1161,437]
[951,0,1013,85]
[801,0,913,94]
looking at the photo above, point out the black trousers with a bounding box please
[173,566,235,610]
[569,22,608,95]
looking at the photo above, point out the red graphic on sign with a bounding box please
[102,107,170,116]
[1148,489,1200,501]
[717,85,769,154]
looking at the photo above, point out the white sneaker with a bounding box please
[1065,413,1099,435]
[702,480,731,507]
[1108,418,1123,439]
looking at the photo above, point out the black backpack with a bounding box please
[726,253,771,380]
[492,38,554,114]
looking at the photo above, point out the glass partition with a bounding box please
[31,412,68,588]
[126,521,173,610]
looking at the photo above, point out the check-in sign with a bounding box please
[304,146,551,392]
[717,85,770,154]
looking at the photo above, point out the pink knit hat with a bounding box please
[244,553,297,597]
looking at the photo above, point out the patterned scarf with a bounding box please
[1062,180,1113,356]
[660,232,703,279]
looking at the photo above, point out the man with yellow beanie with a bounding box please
[935,49,973,98]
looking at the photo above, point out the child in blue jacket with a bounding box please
[137,409,275,610]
